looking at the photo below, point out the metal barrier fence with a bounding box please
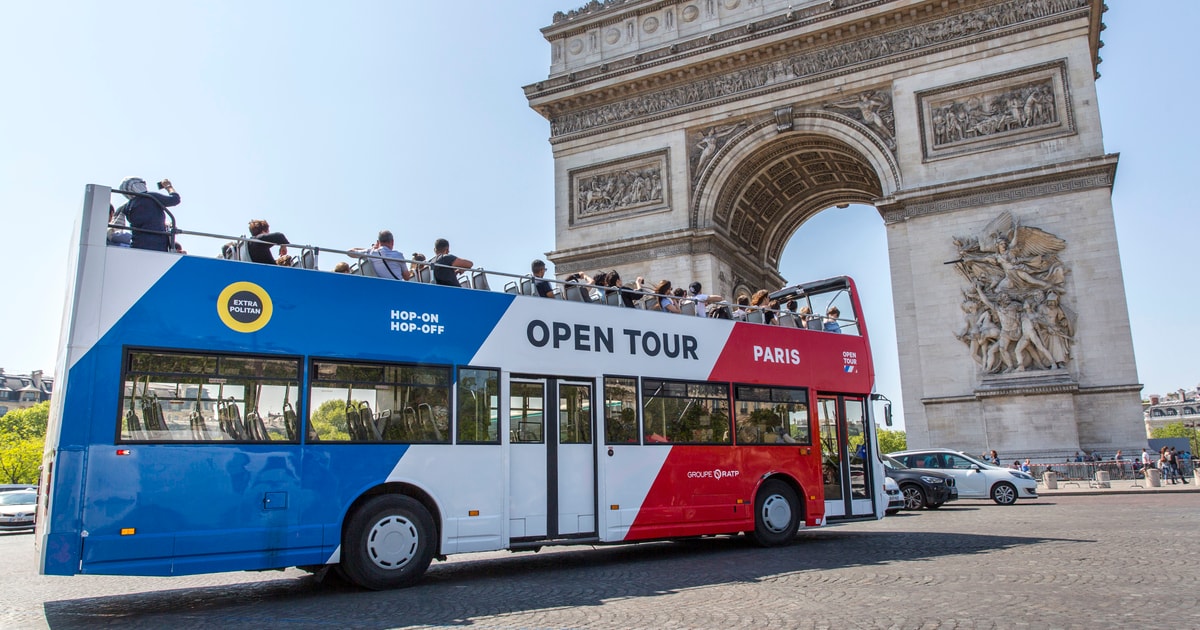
[1030,459,1194,482]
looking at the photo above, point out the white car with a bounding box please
[883,476,904,515]
[0,489,37,531]
[887,449,1038,505]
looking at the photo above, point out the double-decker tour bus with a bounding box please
[37,184,888,589]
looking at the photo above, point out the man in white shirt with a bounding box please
[351,230,411,280]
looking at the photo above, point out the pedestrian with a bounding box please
[989,450,1000,466]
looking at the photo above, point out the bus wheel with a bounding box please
[751,479,799,547]
[341,494,436,590]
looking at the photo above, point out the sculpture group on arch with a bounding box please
[951,211,1076,374]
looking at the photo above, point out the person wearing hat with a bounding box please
[115,176,180,252]
[687,281,723,317]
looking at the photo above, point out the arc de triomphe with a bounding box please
[524,0,1144,456]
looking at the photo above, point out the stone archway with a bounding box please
[526,0,1144,457]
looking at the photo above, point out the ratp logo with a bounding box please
[217,281,273,333]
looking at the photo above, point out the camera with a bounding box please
[156,179,171,190]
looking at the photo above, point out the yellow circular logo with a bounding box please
[217,282,273,333]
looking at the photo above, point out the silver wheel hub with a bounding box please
[761,494,793,533]
[366,515,419,570]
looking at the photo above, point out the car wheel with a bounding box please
[751,479,800,547]
[991,482,1018,505]
[901,484,926,510]
[925,501,943,509]
[341,494,436,590]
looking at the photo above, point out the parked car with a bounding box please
[0,489,37,531]
[884,476,904,515]
[888,448,1038,505]
[881,454,958,510]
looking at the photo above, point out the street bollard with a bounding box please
[1094,470,1110,488]
[1043,470,1057,489]
[1147,468,1161,487]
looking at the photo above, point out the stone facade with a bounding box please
[526,0,1143,456]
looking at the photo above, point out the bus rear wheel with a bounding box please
[341,494,435,590]
[751,479,799,547]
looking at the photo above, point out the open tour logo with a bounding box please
[217,281,273,333]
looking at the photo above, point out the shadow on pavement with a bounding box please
[43,529,1091,629]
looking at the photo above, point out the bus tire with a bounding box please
[341,494,436,590]
[751,479,799,547]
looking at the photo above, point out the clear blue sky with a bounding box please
[0,1,1193,431]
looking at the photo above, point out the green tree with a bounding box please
[0,401,50,441]
[309,399,350,440]
[876,428,907,454]
[0,437,43,484]
[1150,421,1195,440]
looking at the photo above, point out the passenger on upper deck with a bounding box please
[799,305,821,330]
[653,280,681,313]
[687,282,723,317]
[116,176,180,252]
[106,204,131,247]
[731,295,750,319]
[751,289,775,325]
[350,230,411,280]
[823,306,843,333]
[333,262,351,273]
[246,220,289,265]
[430,238,473,286]
[608,271,644,308]
[531,259,555,298]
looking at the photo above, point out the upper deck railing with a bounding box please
[102,186,861,333]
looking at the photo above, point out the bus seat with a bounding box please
[777,313,798,328]
[472,272,490,291]
[680,301,696,316]
[245,411,269,441]
[566,285,586,302]
[300,249,316,269]
[459,275,472,288]
[746,310,765,324]
[418,266,432,284]
[605,290,621,306]
[359,260,378,277]
[236,240,250,263]
[504,281,519,295]
[190,410,209,441]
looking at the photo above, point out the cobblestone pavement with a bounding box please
[2,492,1197,629]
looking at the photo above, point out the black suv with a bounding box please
[881,454,958,510]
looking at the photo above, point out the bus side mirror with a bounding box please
[883,403,893,428]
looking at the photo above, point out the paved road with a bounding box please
[2,493,1197,629]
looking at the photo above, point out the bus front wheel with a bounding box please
[341,494,436,590]
[751,479,799,547]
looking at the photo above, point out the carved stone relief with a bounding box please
[548,0,1090,138]
[949,211,1075,374]
[688,120,752,184]
[917,60,1074,161]
[570,151,669,226]
[822,89,896,150]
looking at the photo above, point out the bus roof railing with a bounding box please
[102,186,858,330]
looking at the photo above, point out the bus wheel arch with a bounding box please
[750,475,804,547]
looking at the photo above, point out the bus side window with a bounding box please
[309,361,451,444]
[118,351,300,443]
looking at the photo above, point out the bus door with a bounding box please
[817,394,874,519]
[508,377,597,542]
